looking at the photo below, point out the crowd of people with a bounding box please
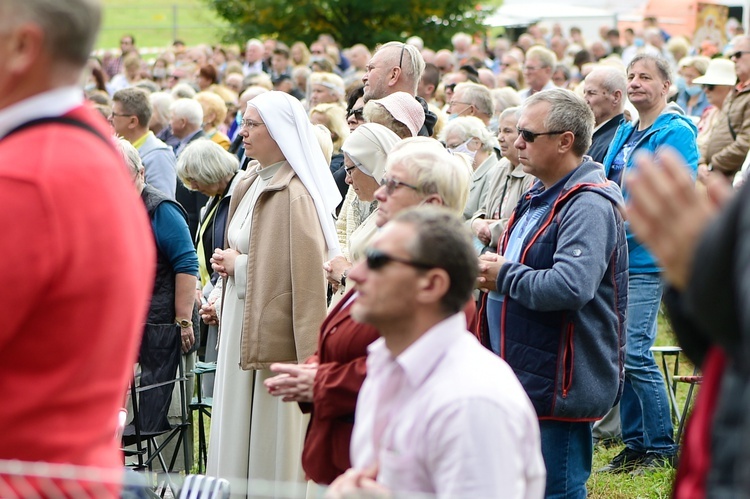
[3,0,750,497]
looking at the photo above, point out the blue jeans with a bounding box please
[620,273,677,455]
[540,420,592,499]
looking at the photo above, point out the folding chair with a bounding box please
[650,345,702,444]
[122,355,191,497]
[190,361,217,474]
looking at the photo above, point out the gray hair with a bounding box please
[386,137,471,214]
[378,41,426,94]
[454,82,494,118]
[439,116,499,152]
[113,87,152,128]
[628,53,672,84]
[588,66,627,94]
[526,46,557,69]
[1,0,101,66]
[116,137,143,178]
[171,83,197,100]
[176,140,239,188]
[491,87,522,115]
[524,89,594,157]
[499,106,521,122]
[394,206,478,315]
[149,92,175,122]
[170,98,204,127]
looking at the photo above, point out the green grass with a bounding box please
[98,0,228,52]
[586,308,696,498]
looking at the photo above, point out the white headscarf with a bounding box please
[341,123,401,183]
[249,91,342,258]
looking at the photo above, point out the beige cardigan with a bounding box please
[226,161,328,369]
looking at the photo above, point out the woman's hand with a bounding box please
[200,302,219,325]
[211,248,240,278]
[471,218,492,246]
[264,362,319,403]
[324,255,352,289]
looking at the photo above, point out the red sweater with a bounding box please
[0,106,155,477]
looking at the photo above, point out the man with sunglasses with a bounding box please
[362,41,436,136]
[477,88,628,498]
[699,36,750,180]
[327,207,545,498]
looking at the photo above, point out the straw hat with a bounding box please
[693,58,738,86]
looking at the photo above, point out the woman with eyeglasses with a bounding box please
[324,123,401,304]
[439,116,502,221]
[206,91,341,488]
[264,137,474,488]
[469,107,535,253]
[174,140,246,398]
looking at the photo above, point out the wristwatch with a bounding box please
[176,319,193,328]
[340,269,349,288]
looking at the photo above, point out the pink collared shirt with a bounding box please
[351,313,546,498]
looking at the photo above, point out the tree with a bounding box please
[205,0,491,49]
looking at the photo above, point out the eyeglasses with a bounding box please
[344,164,357,176]
[444,83,457,93]
[347,108,364,121]
[398,43,407,69]
[704,84,715,91]
[523,65,541,71]
[365,248,434,271]
[516,127,568,142]
[380,176,420,195]
[730,50,750,60]
[448,100,473,108]
[240,119,266,129]
[109,112,134,119]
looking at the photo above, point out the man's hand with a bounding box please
[476,252,507,292]
[325,466,390,499]
[264,362,319,403]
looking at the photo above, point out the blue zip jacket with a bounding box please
[484,159,628,420]
[602,104,699,273]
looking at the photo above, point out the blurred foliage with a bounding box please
[205,0,492,48]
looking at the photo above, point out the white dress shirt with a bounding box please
[351,313,546,498]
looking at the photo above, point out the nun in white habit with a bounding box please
[207,91,341,494]
[324,123,401,303]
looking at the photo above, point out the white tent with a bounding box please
[484,3,618,42]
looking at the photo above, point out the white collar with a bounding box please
[0,86,84,138]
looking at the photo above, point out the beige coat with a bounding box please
[469,158,536,249]
[227,162,328,369]
[702,85,750,177]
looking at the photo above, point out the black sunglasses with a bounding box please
[365,248,434,271]
[703,84,715,91]
[347,108,364,120]
[516,127,568,143]
[445,83,457,93]
[730,50,750,60]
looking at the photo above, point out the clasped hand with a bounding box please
[264,362,319,403]
[211,248,240,278]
